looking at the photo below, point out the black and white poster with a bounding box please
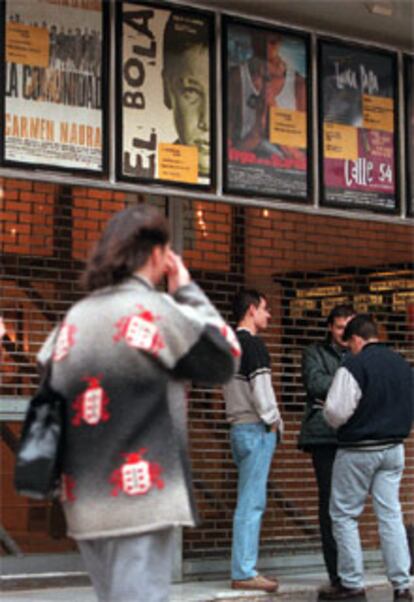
[319,40,398,213]
[223,17,310,200]
[117,1,214,188]
[2,0,107,173]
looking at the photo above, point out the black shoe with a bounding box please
[318,583,343,600]
[394,589,413,601]
[318,583,366,600]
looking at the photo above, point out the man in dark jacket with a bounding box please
[298,304,354,598]
[324,314,413,602]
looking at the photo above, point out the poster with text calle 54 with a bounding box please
[319,41,398,213]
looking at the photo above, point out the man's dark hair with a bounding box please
[233,289,266,324]
[81,204,169,292]
[163,11,209,77]
[327,303,354,326]
[343,314,379,341]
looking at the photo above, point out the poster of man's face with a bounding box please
[118,2,214,187]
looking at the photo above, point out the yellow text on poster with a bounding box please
[6,23,49,68]
[158,144,198,183]
[363,95,394,132]
[324,123,358,160]
[269,108,306,148]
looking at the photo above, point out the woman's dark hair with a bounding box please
[81,204,169,292]
[232,289,266,324]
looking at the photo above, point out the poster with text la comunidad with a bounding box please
[320,41,398,212]
[3,0,105,172]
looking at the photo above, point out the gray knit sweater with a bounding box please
[38,277,240,540]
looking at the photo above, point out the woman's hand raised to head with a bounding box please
[165,250,191,294]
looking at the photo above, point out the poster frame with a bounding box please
[0,0,109,176]
[404,54,413,217]
[115,0,216,190]
[0,1,5,165]
[318,37,400,215]
[222,13,312,202]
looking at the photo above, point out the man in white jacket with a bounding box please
[323,314,413,602]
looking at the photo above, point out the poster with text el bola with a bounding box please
[118,2,214,187]
[320,41,397,212]
[3,0,105,172]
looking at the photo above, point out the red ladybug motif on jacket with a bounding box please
[110,449,164,497]
[60,473,76,503]
[53,323,77,362]
[72,376,110,426]
[113,306,165,356]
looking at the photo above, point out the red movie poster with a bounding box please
[320,41,398,212]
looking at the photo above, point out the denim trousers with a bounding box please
[330,444,411,591]
[230,422,277,580]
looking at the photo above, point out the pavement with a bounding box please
[1,571,412,601]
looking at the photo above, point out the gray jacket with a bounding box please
[38,277,240,540]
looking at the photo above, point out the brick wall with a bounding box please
[183,200,232,272]
[183,203,414,561]
[1,178,130,553]
[1,177,413,567]
[72,188,127,261]
[1,179,56,256]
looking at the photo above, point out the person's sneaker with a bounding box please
[394,589,413,601]
[317,583,366,600]
[231,574,279,592]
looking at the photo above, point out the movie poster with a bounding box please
[2,0,106,173]
[223,18,310,200]
[117,2,214,187]
[320,41,398,212]
[405,55,414,216]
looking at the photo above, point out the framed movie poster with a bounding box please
[116,1,215,188]
[405,55,414,217]
[223,16,311,200]
[319,40,399,213]
[1,0,108,174]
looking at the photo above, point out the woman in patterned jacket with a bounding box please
[38,204,240,602]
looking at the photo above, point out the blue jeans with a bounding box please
[330,444,411,591]
[230,422,277,580]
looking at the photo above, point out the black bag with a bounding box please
[406,524,414,575]
[14,362,66,500]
